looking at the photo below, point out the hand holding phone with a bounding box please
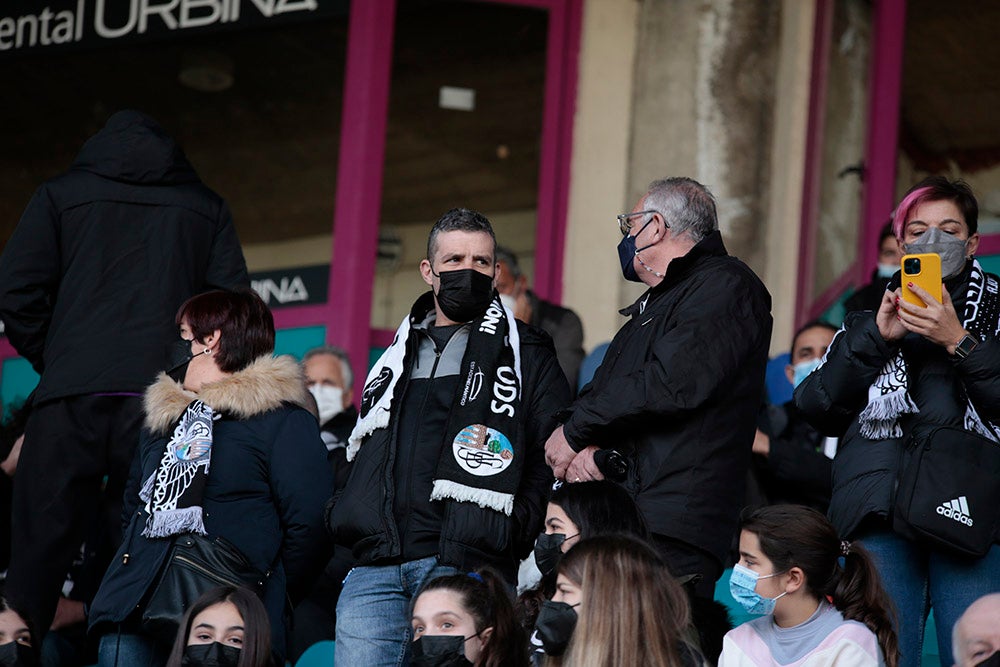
[901,253,942,307]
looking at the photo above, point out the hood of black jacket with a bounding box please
[72,110,200,185]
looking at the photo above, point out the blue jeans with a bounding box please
[857,527,1000,667]
[97,632,169,667]
[335,556,460,667]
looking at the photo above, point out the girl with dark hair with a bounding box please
[410,567,528,667]
[165,586,271,667]
[532,480,648,579]
[0,596,36,666]
[537,534,698,667]
[88,289,331,666]
[720,505,898,667]
[519,481,648,662]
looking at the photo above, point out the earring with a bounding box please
[205,348,212,355]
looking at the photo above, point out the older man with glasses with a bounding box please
[545,176,772,661]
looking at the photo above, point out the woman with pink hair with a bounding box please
[796,176,1000,667]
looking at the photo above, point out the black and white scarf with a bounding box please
[348,292,523,515]
[141,400,218,538]
[850,260,1000,441]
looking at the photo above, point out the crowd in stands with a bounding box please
[0,112,999,667]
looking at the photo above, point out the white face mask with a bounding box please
[499,293,517,313]
[877,263,898,279]
[309,384,344,424]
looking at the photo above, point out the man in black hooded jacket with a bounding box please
[0,110,248,638]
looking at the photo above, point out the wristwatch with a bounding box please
[954,333,980,359]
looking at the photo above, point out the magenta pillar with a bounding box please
[530,0,582,303]
[858,0,907,271]
[326,0,397,399]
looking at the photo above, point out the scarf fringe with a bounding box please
[859,389,918,439]
[139,472,155,504]
[858,260,1000,441]
[431,479,514,516]
[142,506,206,538]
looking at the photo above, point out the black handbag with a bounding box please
[893,426,1000,558]
[141,533,269,642]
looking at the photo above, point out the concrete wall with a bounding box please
[613,0,783,335]
[560,0,641,351]
[762,0,816,350]
[811,0,870,298]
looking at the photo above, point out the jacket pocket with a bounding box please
[443,502,512,556]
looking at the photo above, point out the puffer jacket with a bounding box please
[327,294,569,581]
[794,267,1000,540]
[88,355,332,658]
[561,231,772,566]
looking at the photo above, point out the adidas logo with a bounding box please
[936,496,974,527]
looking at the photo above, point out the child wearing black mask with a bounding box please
[0,596,37,667]
[165,587,272,667]
[536,535,700,667]
[410,568,528,667]
[519,481,648,662]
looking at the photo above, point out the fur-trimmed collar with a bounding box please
[145,355,311,434]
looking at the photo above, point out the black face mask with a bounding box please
[432,268,495,323]
[166,338,195,383]
[533,532,578,577]
[0,643,39,667]
[617,218,656,282]
[181,642,241,667]
[534,600,578,656]
[977,652,1000,667]
[410,635,474,667]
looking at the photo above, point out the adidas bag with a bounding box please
[894,426,1000,558]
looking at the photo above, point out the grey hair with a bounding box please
[643,177,718,244]
[302,345,353,389]
[494,246,522,278]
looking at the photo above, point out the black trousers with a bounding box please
[651,533,731,664]
[650,533,723,601]
[6,395,143,639]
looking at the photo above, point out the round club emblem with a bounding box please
[452,424,514,477]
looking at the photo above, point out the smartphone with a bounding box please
[901,253,942,307]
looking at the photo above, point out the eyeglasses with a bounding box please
[616,209,662,236]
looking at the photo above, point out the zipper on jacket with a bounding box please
[380,335,421,557]
[121,510,143,565]
[173,554,249,589]
[398,335,443,553]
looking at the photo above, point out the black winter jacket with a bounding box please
[754,401,833,512]
[526,291,585,394]
[562,231,772,565]
[327,295,569,580]
[794,269,1000,541]
[0,110,247,404]
[88,356,332,658]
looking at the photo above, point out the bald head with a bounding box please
[953,593,1000,666]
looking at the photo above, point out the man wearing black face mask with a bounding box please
[328,208,569,667]
[545,178,771,658]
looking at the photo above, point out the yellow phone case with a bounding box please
[901,253,942,307]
